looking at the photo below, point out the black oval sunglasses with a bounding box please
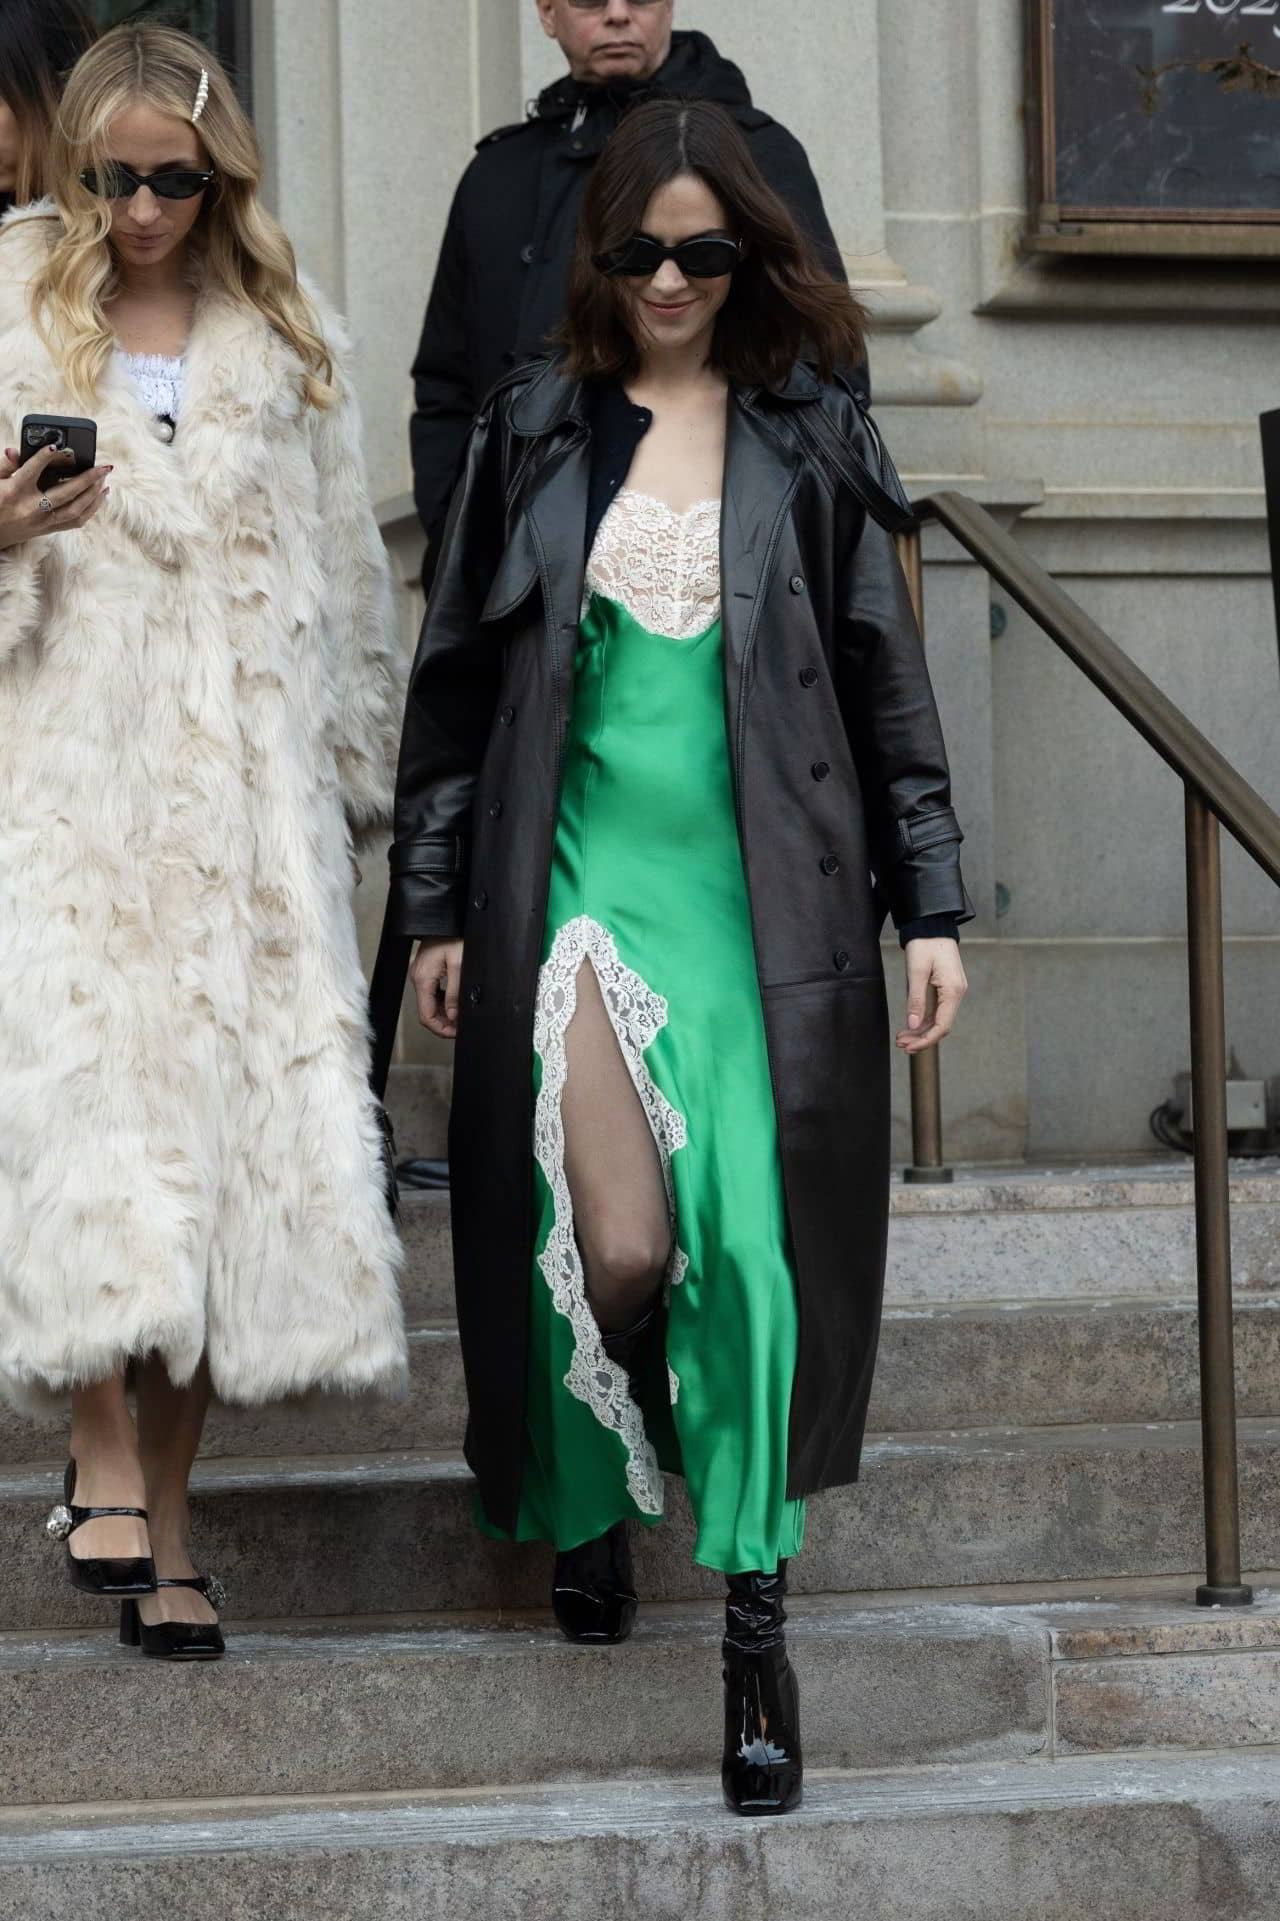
[80,162,216,202]
[594,234,744,280]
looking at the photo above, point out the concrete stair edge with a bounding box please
[6,1582,1280,1807]
[8,1296,1280,1465]
[6,1420,1280,1626]
[4,1753,1280,1921]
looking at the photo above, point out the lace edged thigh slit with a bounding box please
[530,917,690,1519]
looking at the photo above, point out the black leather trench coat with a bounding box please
[386,356,971,1534]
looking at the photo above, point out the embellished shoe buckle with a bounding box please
[45,1504,74,1542]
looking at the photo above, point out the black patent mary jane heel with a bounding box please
[120,1574,227,1662]
[722,1564,804,1817]
[46,1459,156,1597]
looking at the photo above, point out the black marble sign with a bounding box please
[1047,0,1280,215]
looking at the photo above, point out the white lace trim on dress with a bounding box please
[118,350,185,421]
[584,488,721,640]
[532,914,691,1514]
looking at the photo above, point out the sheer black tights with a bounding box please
[562,961,671,1335]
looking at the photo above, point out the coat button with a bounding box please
[799,666,819,688]
[489,800,504,819]
[520,243,535,266]
[468,985,482,1007]
[789,575,806,595]
[820,853,841,876]
[811,760,830,781]
[473,890,488,911]
[834,949,851,971]
[499,705,515,726]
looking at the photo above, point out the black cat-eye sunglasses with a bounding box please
[80,163,217,201]
[593,234,744,280]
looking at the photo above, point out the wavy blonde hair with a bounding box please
[32,24,336,408]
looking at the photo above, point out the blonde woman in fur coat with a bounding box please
[0,26,408,1659]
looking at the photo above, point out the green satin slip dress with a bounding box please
[478,490,806,1575]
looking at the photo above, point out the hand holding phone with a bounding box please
[18,415,98,491]
[1,418,110,552]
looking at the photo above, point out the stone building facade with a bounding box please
[247,0,1280,1161]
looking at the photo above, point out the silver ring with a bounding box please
[38,495,55,514]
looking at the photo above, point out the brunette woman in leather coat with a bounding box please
[386,99,970,1814]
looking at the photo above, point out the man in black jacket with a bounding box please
[410,1,861,581]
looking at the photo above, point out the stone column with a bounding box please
[254,0,528,1056]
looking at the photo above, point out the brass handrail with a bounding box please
[917,493,1280,885]
[899,491,1280,1607]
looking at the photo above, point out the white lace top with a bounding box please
[119,351,185,422]
[585,487,721,641]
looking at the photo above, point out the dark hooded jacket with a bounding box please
[409,30,860,582]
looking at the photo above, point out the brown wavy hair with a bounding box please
[560,98,866,387]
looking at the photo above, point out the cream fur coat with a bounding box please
[0,204,408,1412]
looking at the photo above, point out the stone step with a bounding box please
[395,1162,1280,1320]
[5,1751,1280,1919]
[0,1595,1048,1807]
[870,1294,1280,1431]
[5,1419,1280,1628]
[885,1163,1280,1306]
[5,1581,1278,1810]
[384,1063,451,1163]
[396,1190,453,1319]
[10,1294,1277,1468]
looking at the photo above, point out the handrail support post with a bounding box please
[1185,785,1252,1607]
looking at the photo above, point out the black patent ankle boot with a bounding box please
[552,1520,637,1643]
[721,1562,803,1816]
[551,1310,654,1645]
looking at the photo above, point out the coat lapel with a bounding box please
[90,351,201,567]
[524,431,590,713]
[99,281,304,568]
[721,392,802,757]
[177,287,304,529]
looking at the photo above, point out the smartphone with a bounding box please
[18,415,98,493]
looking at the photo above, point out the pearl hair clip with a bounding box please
[191,68,210,125]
